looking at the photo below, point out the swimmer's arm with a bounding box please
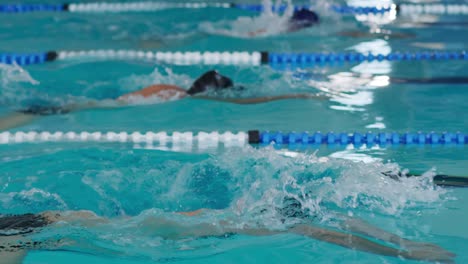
[291,224,404,256]
[0,100,126,132]
[192,93,328,104]
[188,220,453,261]
[290,224,454,262]
[0,112,38,131]
[338,216,453,256]
[0,235,29,264]
[0,249,26,264]
[0,96,127,132]
[338,30,415,39]
[390,77,468,84]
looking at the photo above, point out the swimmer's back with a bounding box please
[118,84,187,101]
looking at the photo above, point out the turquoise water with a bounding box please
[1,0,468,263]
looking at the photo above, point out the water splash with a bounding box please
[4,146,450,261]
[0,63,40,106]
[199,0,295,38]
[220,147,447,219]
[73,147,448,221]
[202,66,320,99]
[0,63,39,86]
[0,188,67,213]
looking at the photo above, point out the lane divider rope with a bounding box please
[0,2,467,15]
[0,131,466,146]
[1,50,467,67]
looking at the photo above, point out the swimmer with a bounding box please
[248,8,319,36]
[0,70,324,131]
[0,197,456,264]
[248,8,414,39]
[116,70,320,103]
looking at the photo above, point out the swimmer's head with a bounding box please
[288,8,319,31]
[276,197,312,220]
[187,70,234,95]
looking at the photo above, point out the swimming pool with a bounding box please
[1,0,467,263]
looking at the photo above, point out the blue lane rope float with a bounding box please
[0,131,466,146]
[0,4,66,13]
[1,2,467,15]
[233,3,393,14]
[0,51,55,66]
[0,50,467,67]
[249,131,467,145]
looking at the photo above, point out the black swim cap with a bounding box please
[187,70,234,95]
[277,197,311,219]
[289,8,319,30]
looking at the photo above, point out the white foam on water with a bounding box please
[199,0,295,38]
[0,63,40,105]
[0,63,39,86]
[0,188,67,211]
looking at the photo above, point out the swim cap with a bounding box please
[276,197,312,219]
[187,70,234,95]
[289,9,319,30]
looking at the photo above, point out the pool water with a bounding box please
[1,0,467,263]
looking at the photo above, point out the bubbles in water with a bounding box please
[0,63,92,109]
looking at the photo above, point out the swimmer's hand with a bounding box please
[402,240,455,260]
[402,247,456,263]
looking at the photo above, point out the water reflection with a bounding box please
[298,39,392,115]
